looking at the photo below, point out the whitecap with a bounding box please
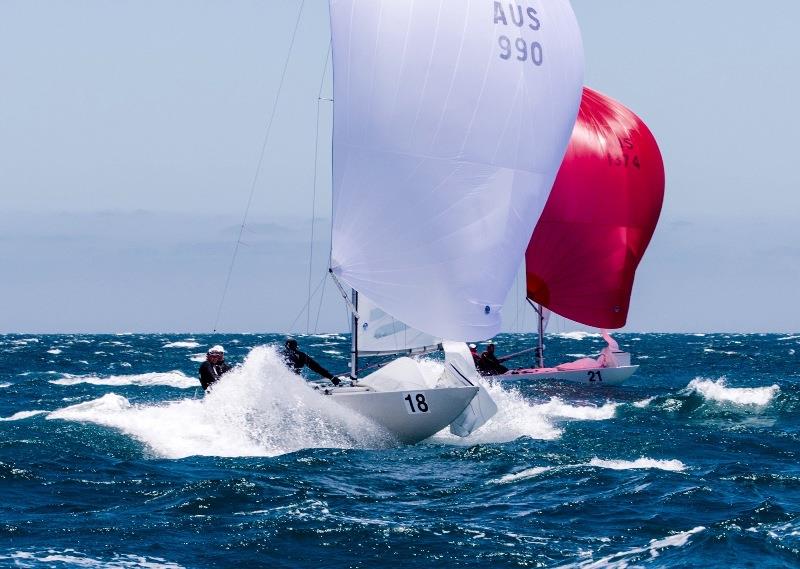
[533,398,618,421]
[686,378,779,407]
[588,457,686,472]
[553,331,601,341]
[47,346,391,459]
[491,466,551,484]
[163,341,200,349]
[0,410,47,422]
[632,397,655,408]
[50,371,198,389]
[47,349,62,355]
[778,335,800,341]
[189,354,206,363]
[573,526,705,568]
[0,550,185,568]
[0,382,11,388]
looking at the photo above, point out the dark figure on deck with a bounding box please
[478,343,509,376]
[282,338,339,385]
[198,345,232,391]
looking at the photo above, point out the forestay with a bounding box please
[357,294,441,356]
[329,0,584,341]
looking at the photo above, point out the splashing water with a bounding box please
[48,347,393,458]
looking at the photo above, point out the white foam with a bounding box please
[686,378,779,407]
[0,410,47,422]
[50,371,198,389]
[47,346,392,459]
[574,526,705,568]
[632,397,655,408]
[491,466,551,484]
[778,335,800,341]
[163,341,200,349]
[47,348,62,355]
[0,382,10,388]
[189,353,206,363]
[533,398,618,421]
[588,457,686,472]
[0,550,184,569]
[432,378,562,445]
[553,331,601,341]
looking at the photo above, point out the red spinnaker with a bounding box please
[526,87,665,329]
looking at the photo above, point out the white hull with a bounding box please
[492,365,638,386]
[327,385,479,444]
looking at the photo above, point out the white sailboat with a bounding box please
[308,0,585,442]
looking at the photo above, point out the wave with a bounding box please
[491,466,552,484]
[491,456,686,485]
[0,550,184,569]
[572,526,705,568]
[50,371,198,389]
[533,398,618,421]
[632,397,655,408]
[686,378,779,407]
[0,410,47,422]
[163,340,200,349]
[552,331,601,341]
[588,457,686,472]
[47,347,392,459]
[47,349,62,355]
[0,382,10,388]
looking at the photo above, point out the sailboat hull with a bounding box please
[327,386,479,444]
[492,365,638,386]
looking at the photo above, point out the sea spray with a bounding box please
[48,346,393,458]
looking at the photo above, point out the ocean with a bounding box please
[1,333,798,568]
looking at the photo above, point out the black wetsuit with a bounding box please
[199,361,232,390]
[282,347,335,381]
[478,352,508,376]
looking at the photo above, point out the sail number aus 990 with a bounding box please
[404,393,430,414]
[498,36,543,65]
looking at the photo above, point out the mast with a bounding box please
[350,288,359,380]
[528,299,545,368]
[536,303,545,368]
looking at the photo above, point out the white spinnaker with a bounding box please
[330,0,584,341]
[357,294,441,356]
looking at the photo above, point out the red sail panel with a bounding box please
[526,87,665,329]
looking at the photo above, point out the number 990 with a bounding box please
[498,35,543,65]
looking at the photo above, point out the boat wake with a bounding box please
[432,378,618,446]
[47,347,393,459]
[684,378,780,407]
[50,371,197,389]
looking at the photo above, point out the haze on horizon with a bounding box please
[1,1,798,334]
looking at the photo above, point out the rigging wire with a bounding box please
[289,271,329,333]
[305,42,333,333]
[212,0,307,333]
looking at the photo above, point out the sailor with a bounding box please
[282,338,339,385]
[478,342,509,376]
[198,345,232,391]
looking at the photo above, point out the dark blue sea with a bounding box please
[1,333,798,568]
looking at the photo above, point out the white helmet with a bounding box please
[207,345,225,355]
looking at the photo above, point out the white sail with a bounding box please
[330,0,585,341]
[357,294,441,356]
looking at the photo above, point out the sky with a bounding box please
[0,0,798,334]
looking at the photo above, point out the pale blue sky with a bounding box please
[1,1,798,333]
